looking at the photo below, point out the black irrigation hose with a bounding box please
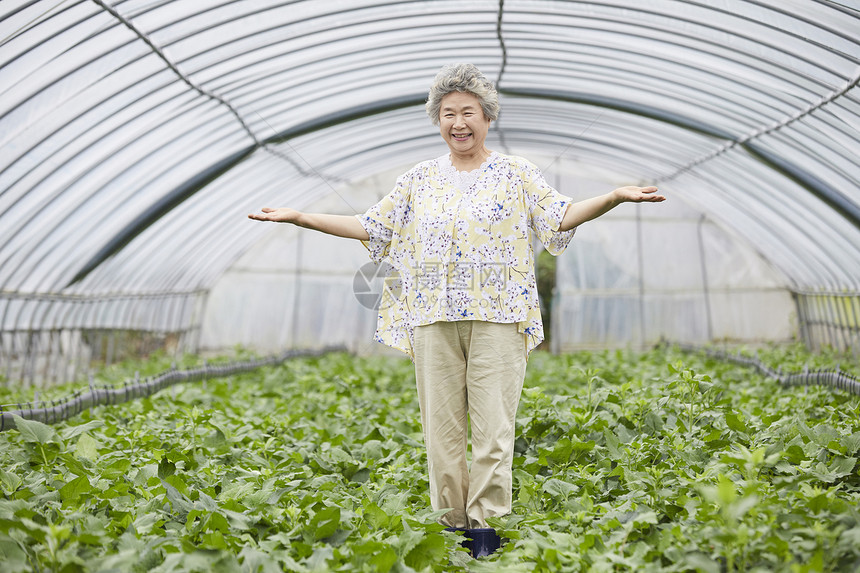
[671,342,860,396]
[0,346,346,432]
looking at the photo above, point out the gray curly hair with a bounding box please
[425,63,500,126]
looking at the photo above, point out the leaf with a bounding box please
[727,494,759,523]
[350,467,371,483]
[631,510,659,528]
[59,476,92,503]
[784,444,807,464]
[684,551,720,573]
[414,507,456,525]
[725,412,747,433]
[132,512,162,536]
[158,458,176,479]
[369,547,398,573]
[101,459,132,480]
[310,505,340,541]
[74,433,100,461]
[61,420,105,441]
[161,478,191,515]
[716,474,737,506]
[327,446,353,464]
[203,427,227,449]
[0,538,30,573]
[378,490,409,515]
[841,431,860,456]
[237,546,283,573]
[0,470,22,496]
[812,457,857,483]
[404,533,448,570]
[0,518,48,543]
[571,440,596,452]
[542,478,578,499]
[810,424,840,448]
[207,512,230,534]
[363,502,390,529]
[11,415,59,445]
[603,428,622,460]
[547,437,574,463]
[642,411,664,434]
[393,521,425,558]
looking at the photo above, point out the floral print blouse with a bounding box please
[356,151,576,359]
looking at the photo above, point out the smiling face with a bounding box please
[438,91,491,158]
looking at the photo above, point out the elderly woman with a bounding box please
[250,63,665,556]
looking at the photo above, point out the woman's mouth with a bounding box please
[452,133,471,141]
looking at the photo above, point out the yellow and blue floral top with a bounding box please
[356,151,576,359]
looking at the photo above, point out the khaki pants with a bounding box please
[413,320,528,528]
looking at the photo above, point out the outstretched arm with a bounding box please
[559,186,665,232]
[248,208,370,240]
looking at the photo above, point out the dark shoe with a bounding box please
[466,528,501,558]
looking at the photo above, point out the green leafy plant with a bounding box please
[0,346,857,572]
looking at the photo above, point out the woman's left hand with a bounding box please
[560,185,667,231]
[612,186,666,204]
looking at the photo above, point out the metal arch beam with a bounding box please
[261,94,426,144]
[502,87,738,139]
[67,94,426,287]
[503,87,860,230]
[68,144,256,286]
[746,143,860,228]
[67,88,860,287]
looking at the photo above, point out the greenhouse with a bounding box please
[0,0,859,571]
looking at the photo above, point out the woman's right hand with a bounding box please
[247,209,370,240]
[247,207,302,223]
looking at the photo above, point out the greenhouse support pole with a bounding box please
[67,302,82,386]
[636,204,646,349]
[0,332,9,383]
[812,295,825,351]
[175,293,192,356]
[793,292,810,348]
[23,329,36,387]
[831,295,845,351]
[805,294,818,351]
[835,294,853,352]
[823,295,837,349]
[29,296,52,382]
[822,295,839,351]
[0,295,11,381]
[292,232,303,349]
[9,295,32,385]
[56,297,79,387]
[49,329,62,386]
[816,296,827,351]
[191,291,208,355]
[106,330,116,367]
[697,215,714,342]
[824,295,842,350]
[849,297,860,355]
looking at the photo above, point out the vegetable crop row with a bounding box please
[0,345,858,572]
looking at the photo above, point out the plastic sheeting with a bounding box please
[1,0,859,359]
